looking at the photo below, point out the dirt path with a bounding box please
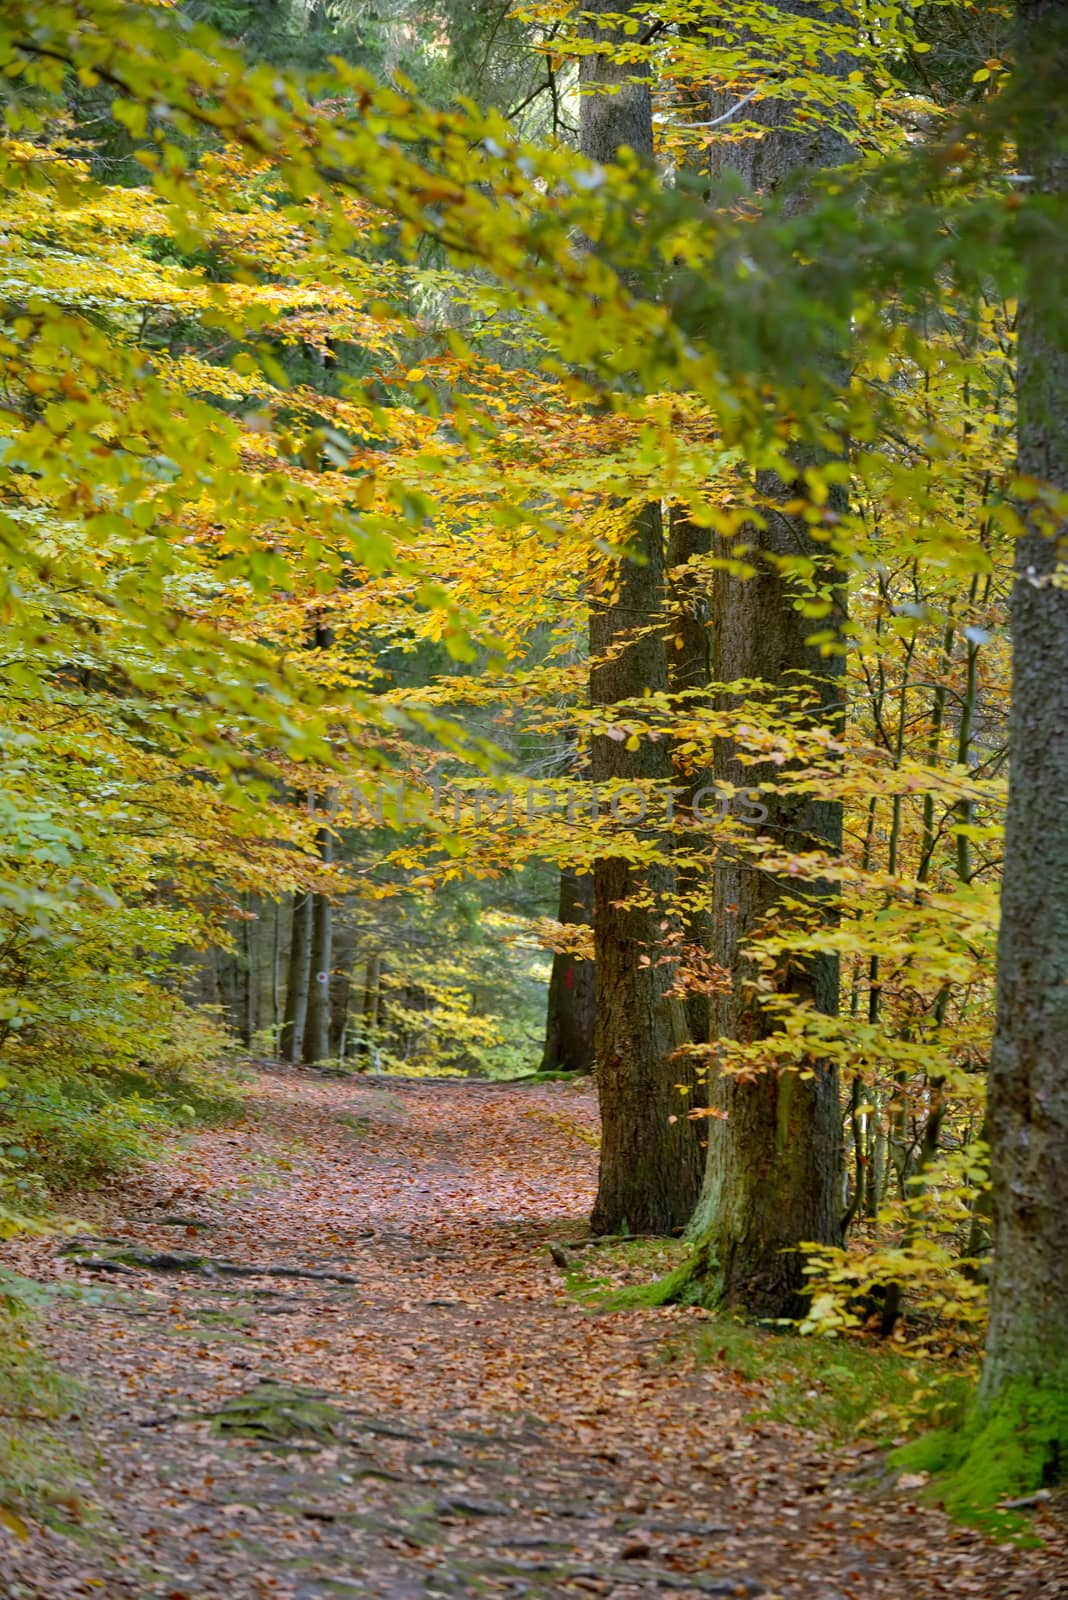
[1,1068,1064,1599]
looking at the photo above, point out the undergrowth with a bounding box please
[683,1318,972,1448]
[0,1282,85,1532]
[0,1051,246,1199]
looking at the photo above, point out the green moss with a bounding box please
[584,1239,719,1311]
[208,1380,350,1446]
[558,1237,700,1309]
[892,1375,1068,1535]
[598,1251,712,1310]
[335,1111,371,1136]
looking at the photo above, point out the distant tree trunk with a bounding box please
[280,889,312,1062]
[271,897,282,1048]
[211,937,252,1045]
[978,0,1068,1429]
[302,809,334,1065]
[300,621,337,1067]
[540,868,595,1073]
[583,1,701,1235]
[330,916,357,1060]
[242,893,257,1047]
[211,946,239,1034]
[356,954,382,1068]
[682,3,851,1316]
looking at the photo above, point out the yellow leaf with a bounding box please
[0,1506,31,1540]
[405,367,426,381]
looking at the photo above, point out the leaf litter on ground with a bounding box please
[0,1065,1064,1599]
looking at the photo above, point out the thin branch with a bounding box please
[673,86,762,132]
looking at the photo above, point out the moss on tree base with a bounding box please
[596,1242,718,1311]
[891,1375,1068,1534]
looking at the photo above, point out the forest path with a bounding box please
[1,1067,1063,1599]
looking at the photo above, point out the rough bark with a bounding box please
[539,868,595,1073]
[979,0,1068,1406]
[589,496,702,1233]
[687,517,846,1313]
[684,3,851,1316]
[583,2,702,1234]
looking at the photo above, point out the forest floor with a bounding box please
[0,1066,1065,1600]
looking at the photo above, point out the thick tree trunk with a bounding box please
[583,2,701,1233]
[684,3,851,1315]
[280,889,312,1062]
[540,868,595,1073]
[979,0,1068,1411]
[686,509,846,1313]
[589,500,701,1233]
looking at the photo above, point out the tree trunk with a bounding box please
[356,954,382,1068]
[302,811,334,1065]
[540,868,595,1073]
[588,494,701,1234]
[271,897,282,1049]
[684,3,851,1316]
[583,1,701,1234]
[241,893,257,1048]
[300,622,337,1068]
[978,0,1068,1420]
[329,915,357,1059]
[667,504,715,1048]
[280,889,312,1063]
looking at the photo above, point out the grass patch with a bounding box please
[335,1111,371,1137]
[505,1070,595,1085]
[0,1284,87,1531]
[560,1237,690,1305]
[684,1318,971,1448]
